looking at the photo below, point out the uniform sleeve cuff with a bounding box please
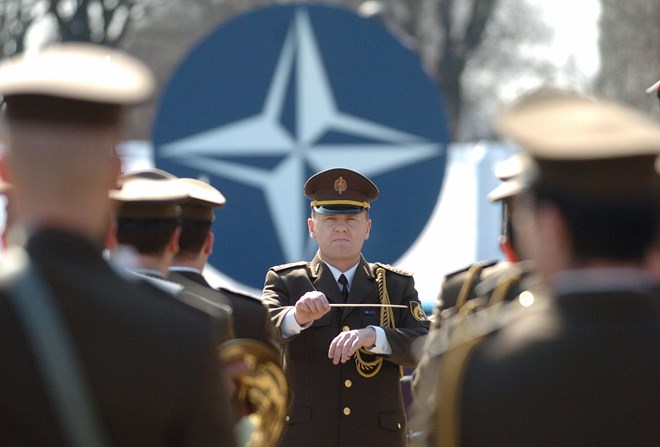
[281,307,312,338]
[367,325,392,355]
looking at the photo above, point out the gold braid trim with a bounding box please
[354,267,395,378]
[489,267,525,306]
[455,263,484,308]
[434,334,485,447]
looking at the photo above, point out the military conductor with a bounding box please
[262,167,429,447]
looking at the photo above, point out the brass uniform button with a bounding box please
[397,423,402,429]
[343,407,351,416]
[344,379,352,388]
[342,325,350,332]
[285,416,290,422]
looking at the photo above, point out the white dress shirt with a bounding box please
[281,260,391,355]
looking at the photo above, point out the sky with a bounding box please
[495,0,601,102]
[537,0,600,77]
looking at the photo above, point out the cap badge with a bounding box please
[334,176,348,195]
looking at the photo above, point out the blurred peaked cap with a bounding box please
[117,168,178,185]
[495,88,660,160]
[645,79,660,95]
[495,88,660,199]
[487,153,534,202]
[110,174,184,220]
[0,42,155,105]
[493,152,531,181]
[176,178,226,221]
[110,170,187,204]
[177,178,226,207]
[304,167,378,215]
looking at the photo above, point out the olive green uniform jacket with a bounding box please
[263,253,429,447]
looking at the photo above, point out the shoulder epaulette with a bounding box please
[217,286,262,302]
[132,272,184,296]
[473,261,521,296]
[444,259,498,280]
[270,261,308,272]
[475,260,535,304]
[444,264,472,280]
[374,262,413,276]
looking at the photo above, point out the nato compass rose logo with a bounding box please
[153,4,450,290]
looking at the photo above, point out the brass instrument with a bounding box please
[219,339,290,447]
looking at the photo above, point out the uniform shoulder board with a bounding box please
[439,259,500,312]
[132,272,184,296]
[374,262,413,276]
[444,259,498,280]
[217,286,263,303]
[443,264,471,280]
[270,261,308,272]
[473,261,522,296]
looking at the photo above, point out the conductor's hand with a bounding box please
[328,327,377,365]
[294,291,331,326]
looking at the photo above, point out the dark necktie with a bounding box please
[338,274,349,302]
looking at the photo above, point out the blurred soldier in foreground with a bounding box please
[166,177,287,447]
[262,167,429,447]
[112,170,288,446]
[645,79,660,283]
[409,152,536,444]
[0,44,236,446]
[428,152,535,327]
[0,174,13,252]
[168,177,278,349]
[430,90,660,447]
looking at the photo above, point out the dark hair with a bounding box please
[533,188,658,263]
[177,220,213,257]
[500,200,517,253]
[116,218,178,255]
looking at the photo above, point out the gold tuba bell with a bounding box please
[219,339,290,447]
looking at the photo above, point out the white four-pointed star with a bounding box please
[159,8,444,261]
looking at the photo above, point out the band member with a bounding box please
[0,43,236,446]
[430,89,660,447]
[168,177,277,349]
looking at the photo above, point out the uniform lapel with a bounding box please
[343,256,378,319]
[310,253,345,305]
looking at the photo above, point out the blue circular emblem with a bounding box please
[153,4,450,290]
